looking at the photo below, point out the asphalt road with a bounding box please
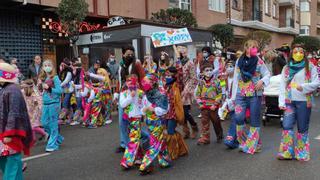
[22,98,320,180]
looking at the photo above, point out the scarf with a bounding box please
[288,60,305,82]
[146,88,168,110]
[0,83,33,155]
[238,55,258,82]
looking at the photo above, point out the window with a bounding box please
[232,0,239,9]
[265,0,270,15]
[300,25,310,35]
[272,3,277,18]
[169,0,192,11]
[209,0,225,13]
[300,1,310,12]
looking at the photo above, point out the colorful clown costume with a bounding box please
[119,88,144,169]
[139,95,170,172]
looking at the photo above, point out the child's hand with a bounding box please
[148,107,155,112]
[130,91,136,97]
[3,137,12,144]
[210,105,217,111]
[142,107,148,113]
[42,84,49,90]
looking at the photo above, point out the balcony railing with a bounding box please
[279,0,294,6]
[285,18,295,28]
[253,10,262,21]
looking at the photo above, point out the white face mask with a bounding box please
[109,58,115,62]
[203,52,209,58]
[227,67,234,74]
[44,66,52,73]
[204,69,214,77]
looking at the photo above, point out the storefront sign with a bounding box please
[107,16,126,28]
[151,28,192,48]
[90,32,103,43]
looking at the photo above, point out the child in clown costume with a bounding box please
[119,75,144,169]
[195,62,223,145]
[74,80,96,126]
[139,73,171,175]
[88,68,113,128]
[277,44,320,161]
[231,40,270,154]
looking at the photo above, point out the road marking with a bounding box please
[23,153,51,162]
[314,134,320,140]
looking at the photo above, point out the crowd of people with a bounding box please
[1,39,320,178]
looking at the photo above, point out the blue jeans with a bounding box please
[76,97,82,110]
[0,153,23,180]
[167,119,177,135]
[118,103,129,148]
[62,93,72,109]
[283,101,311,133]
[234,96,262,127]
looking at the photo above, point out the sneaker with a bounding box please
[22,163,27,172]
[70,121,80,126]
[45,148,56,152]
[105,119,113,125]
[87,124,97,129]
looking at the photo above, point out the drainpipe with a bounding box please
[107,0,110,17]
[145,0,149,19]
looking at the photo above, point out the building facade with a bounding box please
[299,0,320,37]
[2,0,316,73]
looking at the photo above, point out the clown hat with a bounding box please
[0,62,17,83]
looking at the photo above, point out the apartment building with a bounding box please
[299,0,320,37]
[0,0,303,73]
[228,0,300,49]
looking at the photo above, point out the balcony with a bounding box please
[279,0,294,6]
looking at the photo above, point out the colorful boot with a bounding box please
[239,126,260,154]
[295,132,310,161]
[277,130,294,160]
[59,108,68,122]
[236,124,246,146]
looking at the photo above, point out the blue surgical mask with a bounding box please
[165,77,175,85]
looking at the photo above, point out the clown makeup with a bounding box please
[292,47,305,62]
[203,67,214,78]
[141,77,152,91]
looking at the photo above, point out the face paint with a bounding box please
[141,78,152,91]
[292,48,304,62]
[204,68,214,77]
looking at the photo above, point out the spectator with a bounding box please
[106,54,119,80]
[28,55,42,81]
[89,59,101,74]
[10,57,24,83]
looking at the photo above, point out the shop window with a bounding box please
[300,26,310,36]
[300,1,310,12]
[208,0,225,13]
[169,0,192,11]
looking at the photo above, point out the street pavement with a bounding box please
[23,98,320,180]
